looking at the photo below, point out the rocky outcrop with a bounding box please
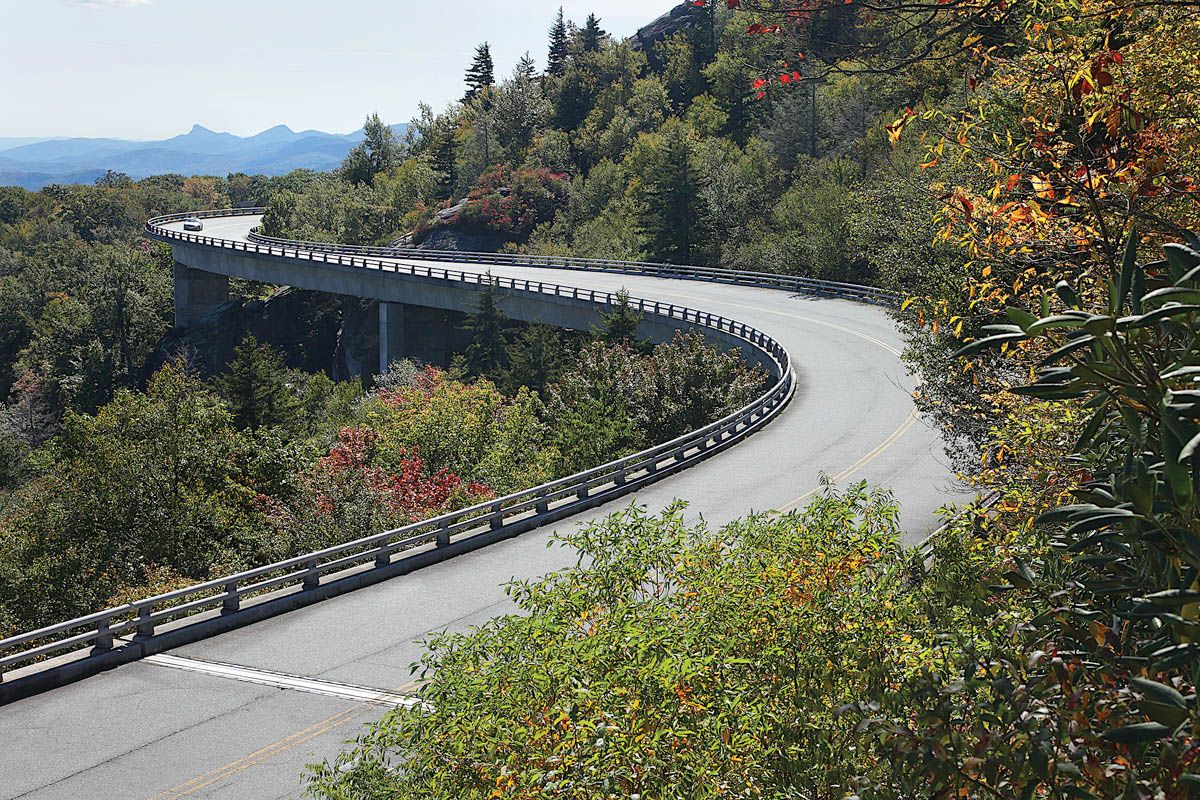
[631,2,701,59]
[415,226,505,253]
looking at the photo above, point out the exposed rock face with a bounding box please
[332,296,378,380]
[415,226,505,253]
[631,2,701,59]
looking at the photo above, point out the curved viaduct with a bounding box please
[0,210,957,800]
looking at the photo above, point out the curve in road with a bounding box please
[0,211,958,800]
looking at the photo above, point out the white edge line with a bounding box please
[144,653,425,710]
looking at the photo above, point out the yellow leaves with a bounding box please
[1030,175,1056,201]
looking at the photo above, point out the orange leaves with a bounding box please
[885,108,917,145]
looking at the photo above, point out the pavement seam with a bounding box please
[5,690,271,800]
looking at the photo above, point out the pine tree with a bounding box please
[432,132,457,199]
[580,13,606,53]
[689,0,717,64]
[515,51,538,82]
[638,125,711,266]
[547,8,570,76]
[594,290,645,347]
[503,324,568,395]
[214,335,302,432]
[463,43,495,104]
[462,275,509,378]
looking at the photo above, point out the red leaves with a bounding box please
[752,69,805,99]
[956,192,975,223]
[1072,51,1123,100]
[939,191,976,223]
[313,427,493,524]
[746,22,782,34]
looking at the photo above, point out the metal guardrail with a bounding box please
[0,207,813,683]
[243,219,902,307]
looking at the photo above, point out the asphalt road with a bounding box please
[0,215,960,800]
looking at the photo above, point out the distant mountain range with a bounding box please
[0,123,409,190]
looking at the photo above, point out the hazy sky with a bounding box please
[0,0,673,139]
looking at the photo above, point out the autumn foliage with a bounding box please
[308,426,492,525]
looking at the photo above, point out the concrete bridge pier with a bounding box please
[378,301,406,374]
[173,263,229,328]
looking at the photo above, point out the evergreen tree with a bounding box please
[463,43,495,104]
[547,8,570,76]
[580,14,606,53]
[689,0,717,64]
[638,125,712,265]
[515,51,538,82]
[594,290,645,348]
[213,335,302,432]
[503,324,569,395]
[432,131,458,199]
[462,275,509,378]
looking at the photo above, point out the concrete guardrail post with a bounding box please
[302,561,319,591]
[93,619,113,653]
[135,606,154,638]
[222,582,240,615]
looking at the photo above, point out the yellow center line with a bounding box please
[777,409,919,513]
[147,680,421,800]
[659,287,915,509]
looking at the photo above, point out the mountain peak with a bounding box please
[181,124,236,140]
[249,124,300,143]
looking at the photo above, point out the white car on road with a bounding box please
[182,217,204,231]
